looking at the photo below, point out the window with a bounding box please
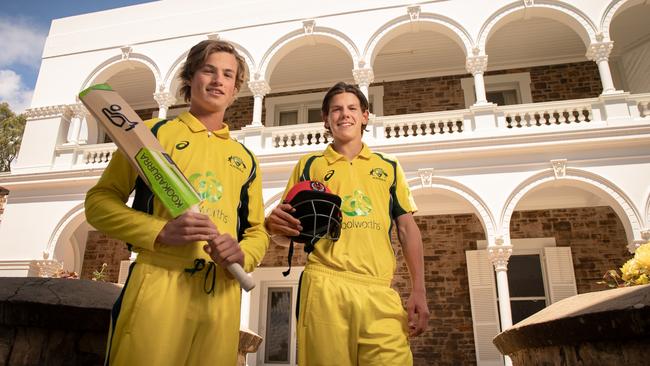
[265,86,384,126]
[247,267,303,366]
[467,238,577,366]
[497,254,547,324]
[461,72,532,107]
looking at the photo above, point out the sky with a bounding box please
[0,0,158,113]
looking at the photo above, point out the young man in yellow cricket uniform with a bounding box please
[85,40,268,365]
[266,82,429,365]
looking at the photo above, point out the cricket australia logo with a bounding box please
[102,104,138,131]
[369,167,388,181]
[227,156,247,172]
[189,171,223,203]
[341,190,372,217]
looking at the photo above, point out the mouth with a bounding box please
[206,87,225,96]
[337,121,354,128]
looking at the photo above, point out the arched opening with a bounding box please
[369,19,469,115]
[86,60,157,143]
[483,7,601,105]
[608,1,650,93]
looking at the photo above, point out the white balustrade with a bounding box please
[374,110,467,139]
[498,98,596,129]
[630,93,650,118]
[77,143,116,166]
[51,94,649,161]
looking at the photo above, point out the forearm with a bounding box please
[397,216,426,293]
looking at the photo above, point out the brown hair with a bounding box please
[321,82,369,134]
[178,40,247,103]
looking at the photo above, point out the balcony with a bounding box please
[55,92,650,171]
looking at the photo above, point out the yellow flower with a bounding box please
[620,258,640,282]
[634,274,649,285]
[634,243,650,269]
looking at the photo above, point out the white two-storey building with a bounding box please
[0,1,649,364]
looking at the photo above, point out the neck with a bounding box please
[189,108,226,131]
[332,139,363,161]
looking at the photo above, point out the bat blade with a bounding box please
[79,83,255,291]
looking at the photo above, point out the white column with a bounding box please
[353,67,374,101]
[466,56,489,105]
[153,91,176,120]
[586,41,617,94]
[66,103,88,144]
[248,80,271,127]
[487,238,513,366]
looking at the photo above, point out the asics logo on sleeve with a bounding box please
[175,141,190,150]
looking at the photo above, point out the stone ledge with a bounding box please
[493,284,650,363]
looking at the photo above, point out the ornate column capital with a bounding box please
[466,56,488,75]
[153,91,177,108]
[487,236,513,271]
[68,102,88,119]
[353,67,374,87]
[586,41,614,63]
[248,80,271,97]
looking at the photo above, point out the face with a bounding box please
[189,51,239,115]
[323,92,369,144]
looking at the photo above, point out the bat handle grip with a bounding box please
[191,205,256,292]
[227,263,256,292]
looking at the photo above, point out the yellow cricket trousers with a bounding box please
[105,251,240,365]
[297,263,412,366]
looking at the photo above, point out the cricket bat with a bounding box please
[79,83,255,291]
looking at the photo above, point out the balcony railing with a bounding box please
[61,93,648,169]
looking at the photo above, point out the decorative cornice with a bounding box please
[353,67,374,87]
[302,19,315,35]
[465,56,488,75]
[67,103,88,119]
[120,46,133,60]
[418,168,434,188]
[586,42,614,63]
[24,104,75,119]
[153,91,177,108]
[407,5,421,21]
[551,159,567,179]
[523,0,534,8]
[247,80,271,97]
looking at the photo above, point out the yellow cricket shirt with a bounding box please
[284,143,417,280]
[85,111,268,271]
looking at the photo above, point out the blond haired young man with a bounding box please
[266,82,429,365]
[86,40,268,365]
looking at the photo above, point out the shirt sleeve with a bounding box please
[392,159,417,218]
[84,150,167,251]
[239,153,270,272]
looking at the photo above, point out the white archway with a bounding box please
[600,0,647,40]
[46,203,87,273]
[408,176,498,245]
[477,1,598,54]
[257,26,359,83]
[364,13,474,65]
[81,53,161,91]
[500,168,644,246]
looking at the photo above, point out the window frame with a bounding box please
[461,72,532,107]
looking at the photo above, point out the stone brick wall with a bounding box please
[224,96,254,131]
[258,205,630,365]
[378,61,601,116]
[509,206,629,294]
[486,61,602,103]
[81,231,131,283]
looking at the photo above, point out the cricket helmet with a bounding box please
[283,180,342,246]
